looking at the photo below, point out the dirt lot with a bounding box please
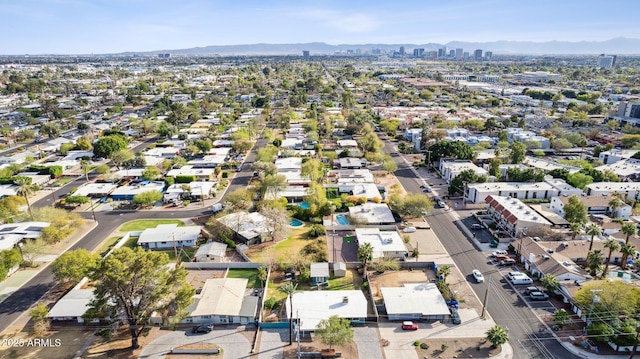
[367,270,433,303]
[186,269,226,290]
[0,326,94,359]
[414,337,501,359]
[283,339,358,359]
[82,326,167,359]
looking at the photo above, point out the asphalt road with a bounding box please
[384,140,578,359]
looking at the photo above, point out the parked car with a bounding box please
[470,224,483,230]
[507,271,526,279]
[472,269,484,283]
[403,226,417,233]
[192,325,213,333]
[525,286,544,295]
[493,254,511,262]
[498,258,516,266]
[437,200,446,208]
[449,307,461,325]
[491,250,508,257]
[423,187,432,193]
[509,275,533,285]
[401,321,418,330]
[529,291,550,301]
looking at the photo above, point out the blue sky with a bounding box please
[2,0,639,54]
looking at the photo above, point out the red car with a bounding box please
[401,321,418,330]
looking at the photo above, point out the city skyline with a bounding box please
[2,0,640,55]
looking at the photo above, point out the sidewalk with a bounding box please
[0,220,98,335]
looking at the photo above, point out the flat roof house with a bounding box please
[348,203,396,225]
[381,283,451,321]
[355,228,406,259]
[286,290,368,332]
[110,181,165,201]
[48,278,96,323]
[194,242,227,262]
[585,182,640,200]
[137,224,202,250]
[216,211,269,245]
[184,278,258,325]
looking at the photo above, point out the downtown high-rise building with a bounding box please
[597,54,616,68]
[474,49,483,60]
[455,48,463,59]
[413,48,425,57]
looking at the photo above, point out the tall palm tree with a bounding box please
[585,223,602,253]
[621,222,637,244]
[603,238,621,278]
[279,282,298,345]
[357,242,373,274]
[569,222,583,241]
[620,243,637,270]
[438,265,452,283]
[609,197,623,218]
[15,178,34,221]
[586,250,603,277]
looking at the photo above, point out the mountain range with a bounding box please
[127,38,640,56]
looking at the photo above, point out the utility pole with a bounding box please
[481,277,491,319]
[585,289,603,335]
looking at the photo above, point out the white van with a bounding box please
[509,275,533,285]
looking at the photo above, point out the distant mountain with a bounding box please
[125,38,640,56]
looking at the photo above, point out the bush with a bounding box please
[307,224,327,238]
[302,239,328,262]
[413,341,420,346]
[263,298,280,310]
[175,175,195,183]
[220,235,236,249]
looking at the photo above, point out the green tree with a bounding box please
[261,174,287,200]
[341,91,355,110]
[315,315,354,350]
[427,141,473,163]
[608,196,624,217]
[93,135,128,159]
[563,195,588,224]
[566,172,593,189]
[585,223,602,253]
[438,265,451,283]
[64,195,90,206]
[388,193,433,218]
[51,249,101,284]
[358,242,373,273]
[85,247,194,349]
[301,158,324,183]
[622,222,637,244]
[553,309,570,328]
[257,266,268,288]
[540,274,561,292]
[449,169,487,196]
[29,302,50,335]
[224,188,253,211]
[279,282,298,345]
[509,141,527,164]
[569,222,583,241]
[40,122,60,138]
[15,177,35,221]
[586,250,603,277]
[488,158,502,180]
[132,190,163,208]
[485,325,509,348]
[142,166,161,180]
[110,149,134,170]
[381,159,398,173]
[603,238,621,277]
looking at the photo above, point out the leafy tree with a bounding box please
[40,122,60,138]
[622,222,637,244]
[509,141,527,164]
[20,238,46,267]
[388,193,433,218]
[485,325,509,348]
[563,195,588,224]
[609,196,624,217]
[132,190,163,208]
[585,223,602,253]
[259,205,290,242]
[15,177,35,221]
[587,322,615,343]
[110,149,134,170]
[301,158,324,183]
[29,302,50,335]
[540,274,560,292]
[427,141,473,163]
[358,242,373,273]
[51,249,101,284]
[603,238,621,277]
[553,309,571,327]
[251,161,278,178]
[315,315,354,350]
[566,172,593,189]
[488,158,502,180]
[381,159,398,173]
[85,247,194,349]
[93,135,128,159]
[142,166,162,180]
[223,188,253,211]
[64,195,90,205]
[257,266,268,288]
[484,117,501,133]
[586,250,603,277]
[261,174,287,200]
[449,169,487,196]
[279,282,298,345]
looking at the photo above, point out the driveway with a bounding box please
[353,326,384,359]
[139,327,251,359]
[257,328,287,359]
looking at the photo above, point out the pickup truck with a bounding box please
[529,291,550,301]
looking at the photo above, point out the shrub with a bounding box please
[175,175,195,183]
[263,298,280,310]
[413,341,420,347]
[220,235,236,249]
[302,239,328,262]
[307,224,327,238]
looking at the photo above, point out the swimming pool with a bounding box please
[606,270,640,281]
[290,218,304,227]
[336,214,350,225]
[298,202,310,209]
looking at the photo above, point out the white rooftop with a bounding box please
[110,181,165,197]
[166,166,216,177]
[585,182,640,192]
[47,280,94,319]
[217,211,268,240]
[275,157,302,171]
[189,278,256,318]
[381,283,450,317]
[348,203,396,224]
[486,195,552,225]
[337,139,358,148]
[137,224,202,245]
[524,156,581,173]
[286,290,368,331]
[355,228,406,259]
[596,158,640,178]
[72,183,117,197]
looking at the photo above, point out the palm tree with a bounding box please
[569,222,583,241]
[603,238,621,278]
[357,242,373,274]
[279,282,298,345]
[609,197,623,218]
[485,325,509,348]
[438,265,452,283]
[586,250,603,277]
[621,222,637,244]
[553,309,571,328]
[585,223,602,253]
[620,243,637,270]
[15,178,34,221]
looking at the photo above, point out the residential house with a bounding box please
[137,224,202,250]
[485,195,552,239]
[47,278,97,323]
[166,166,216,182]
[439,159,488,184]
[348,203,396,225]
[216,211,269,244]
[183,278,258,325]
[598,149,638,165]
[550,195,632,220]
[381,283,451,321]
[0,222,51,252]
[193,242,227,263]
[355,228,406,259]
[110,181,165,201]
[465,179,582,204]
[72,183,117,198]
[596,158,640,181]
[286,290,368,332]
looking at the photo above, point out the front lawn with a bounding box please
[227,269,262,289]
[245,227,312,262]
[119,219,185,232]
[94,236,121,257]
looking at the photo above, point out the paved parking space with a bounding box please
[139,327,251,359]
[257,328,287,359]
[353,327,384,359]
